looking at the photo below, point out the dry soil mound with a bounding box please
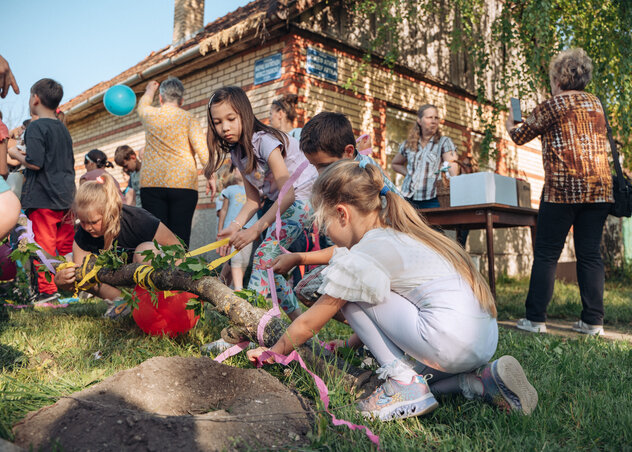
[13,356,312,451]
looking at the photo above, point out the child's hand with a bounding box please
[217,243,231,257]
[54,265,77,288]
[230,228,258,251]
[247,347,275,365]
[270,254,301,274]
[205,175,217,198]
[217,223,239,241]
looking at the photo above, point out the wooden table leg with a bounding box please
[485,210,496,299]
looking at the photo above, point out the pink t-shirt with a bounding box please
[230,131,317,201]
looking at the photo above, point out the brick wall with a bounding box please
[66,33,549,276]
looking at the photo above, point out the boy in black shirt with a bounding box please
[9,78,75,302]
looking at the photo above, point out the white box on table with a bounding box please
[449,172,518,207]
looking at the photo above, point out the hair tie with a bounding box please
[95,176,105,184]
[379,186,390,196]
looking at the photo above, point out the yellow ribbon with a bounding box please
[74,254,101,297]
[207,249,239,271]
[185,237,240,271]
[133,265,159,291]
[185,238,231,258]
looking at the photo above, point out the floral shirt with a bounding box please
[137,97,208,190]
[509,92,613,204]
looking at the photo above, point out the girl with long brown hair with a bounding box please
[205,86,317,321]
[248,159,537,422]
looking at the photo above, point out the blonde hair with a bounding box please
[312,160,496,316]
[215,163,239,192]
[549,48,593,91]
[73,173,122,250]
[404,104,441,151]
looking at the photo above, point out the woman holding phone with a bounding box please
[506,48,612,336]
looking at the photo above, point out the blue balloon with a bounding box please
[103,85,136,116]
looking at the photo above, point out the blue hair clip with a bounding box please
[358,159,369,169]
[380,186,390,196]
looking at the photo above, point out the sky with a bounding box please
[0,0,251,129]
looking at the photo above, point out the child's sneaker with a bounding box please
[103,298,131,319]
[474,355,538,415]
[516,318,547,333]
[356,375,439,421]
[32,292,60,306]
[571,320,604,336]
[201,339,234,356]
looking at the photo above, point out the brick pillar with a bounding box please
[173,0,205,45]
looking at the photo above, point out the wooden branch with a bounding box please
[83,257,375,391]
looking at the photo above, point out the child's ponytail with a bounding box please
[73,174,122,250]
[312,160,496,317]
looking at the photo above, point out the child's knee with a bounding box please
[133,242,157,263]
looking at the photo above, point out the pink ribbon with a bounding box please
[257,350,380,448]
[256,267,282,344]
[274,160,309,254]
[16,214,61,274]
[213,159,381,447]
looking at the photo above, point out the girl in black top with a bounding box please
[55,173,179,300]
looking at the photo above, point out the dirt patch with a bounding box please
[13,356,312,451]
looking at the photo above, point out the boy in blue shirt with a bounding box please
[114,145,142,207]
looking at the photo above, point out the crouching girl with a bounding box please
[248,160,537,421]
[55,175,180,315]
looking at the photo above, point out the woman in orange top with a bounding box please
[137,77,210,247]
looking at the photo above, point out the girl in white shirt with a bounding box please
[248,159,538,422]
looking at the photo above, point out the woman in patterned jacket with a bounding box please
[507,48,613,336]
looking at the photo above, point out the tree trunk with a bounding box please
[85,257,375,390]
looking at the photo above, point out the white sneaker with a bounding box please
[516,318,547,333]
[572,320,604,336]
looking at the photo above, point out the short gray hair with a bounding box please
[159,77,185,103]
[549,48,593,91]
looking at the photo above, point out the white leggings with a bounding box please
[341,280,497,382]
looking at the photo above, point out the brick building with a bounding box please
[61,0,555,275]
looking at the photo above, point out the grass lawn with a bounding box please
[1,278,631,451]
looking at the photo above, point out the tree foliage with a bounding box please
[352,0,632,165]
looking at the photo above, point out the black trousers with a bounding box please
[525,201,610,325]
[140,187,198,248]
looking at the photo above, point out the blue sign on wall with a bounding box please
[305,47,338,82]
[254,53,282,85]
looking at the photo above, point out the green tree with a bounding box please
[352,0,632,164]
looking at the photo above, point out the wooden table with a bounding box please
[420,203,538,298]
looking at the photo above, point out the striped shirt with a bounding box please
[398,135,456,200]
[509,92,613,204]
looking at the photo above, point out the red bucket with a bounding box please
[132,285,200,337]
